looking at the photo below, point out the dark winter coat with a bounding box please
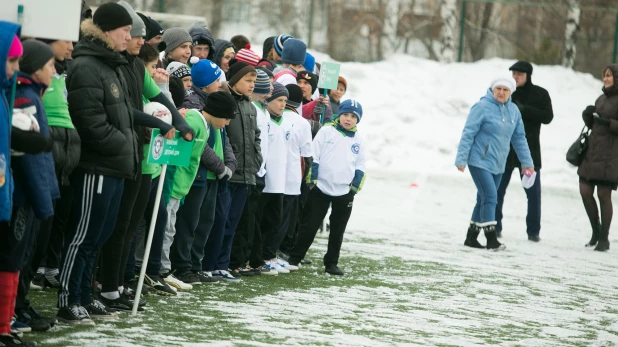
[578,64,618,183]
[213,40,234,69]
[182,85,208,110]
[12,73,60,220]
[504,74,554,168]
[49,126,81,186]
[188,26,215,61]
[222,83,262,185]
[67,19,138,179]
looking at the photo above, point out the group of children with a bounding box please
[0,1,365,345]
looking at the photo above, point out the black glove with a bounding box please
[594,113,610,127]
[515,100,525,112]
[583,105,596,118]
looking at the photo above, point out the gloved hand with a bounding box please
[217,166,233,180]
[583,105,596,118]
[515,100,525,112]
[594,113,610,127]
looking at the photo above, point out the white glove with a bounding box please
[217,166,233,180]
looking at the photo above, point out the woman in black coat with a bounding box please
[578,64,618,252]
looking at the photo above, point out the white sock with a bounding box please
[36,267,45,274]
[101,291,120,300]
[44,268,59,277]
[118,286,124,294]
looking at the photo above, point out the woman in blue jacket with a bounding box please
[455,76,534,251]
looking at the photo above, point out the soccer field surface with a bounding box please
[26,172,618,346]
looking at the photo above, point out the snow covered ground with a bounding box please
[29,55,618,346]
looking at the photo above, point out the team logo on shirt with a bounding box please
[286,131,290,140]
[110,83,120,98]
[351,143,360,154]
[152,134,164,160]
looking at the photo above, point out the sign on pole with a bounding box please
[132,130,193,315]
[317,62,341,124]
[148,129,193,167]
[317,62,341,90]
[2,0,82,41]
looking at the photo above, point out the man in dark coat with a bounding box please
[57,3,137,324]
[495,61,554,242]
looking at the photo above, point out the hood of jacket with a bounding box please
[72,19,128,68]
[0,21,20,89]
[189,26,215,61]
[214,39,234,67]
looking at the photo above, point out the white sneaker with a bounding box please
[277,258,299,272]
[271,259,290,274]
[163,273,193,291]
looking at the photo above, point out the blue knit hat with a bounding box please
[274,34,293,56]
[303,52,315,72]
[254,69,271,95]
[281,39,306,65]
[191,59,222,88]
[338,99,363,123]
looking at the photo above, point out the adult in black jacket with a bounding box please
[98,1,194,309]
[495,61,554,242]
[57,4,137,324]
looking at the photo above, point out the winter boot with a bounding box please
[585,222,601,247]
[464,223,484,249]
[594,229,610,252]
[483,224,506,251]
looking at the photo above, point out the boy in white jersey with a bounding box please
[288,100,366,276]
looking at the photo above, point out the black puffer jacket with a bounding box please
[578,64,618,183]
[505,64,554,168]
[223,83,262,185]
[67,19,138,179]
[49,127,81,186]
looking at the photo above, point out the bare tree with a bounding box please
[439,0,457,62]
[562,0,580,68]
[381,0,401,57]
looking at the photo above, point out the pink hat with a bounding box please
[8,35,23,58]
[235,44,260,67]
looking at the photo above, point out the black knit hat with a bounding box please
[262,36,275,59]
[226,58,256,87]
[93,3,133,32]
[169,76,186,108]
[203,92,237,119]
[20,39,55,76]
[146,16,163,41]
[285,84,303,109]
[297,71,318,94]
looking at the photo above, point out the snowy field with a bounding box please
[27,55,618,346]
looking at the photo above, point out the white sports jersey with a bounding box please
[263,114,292,194]
[282,109,312,195]
[253,101,269,178]
[313,125,366,197]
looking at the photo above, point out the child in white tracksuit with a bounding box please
[288,99,365,276]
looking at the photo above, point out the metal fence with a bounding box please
[88,0,618,76]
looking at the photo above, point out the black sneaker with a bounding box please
[145,274,177,296]
[528,235,541,242]
[15,309,52,332]
[300,259,312,265]
[175,270,202,285]
[30,273,45,291]
[25,306,57,328]
[56,304,95,325]
[231,267,255,277]
[325,265,345,276]
[193,271,220,283]
[122,290,147,308]
[86,300,118,320]
[99,295,143,312]
[0,333,38,347]
[127,278,150,296]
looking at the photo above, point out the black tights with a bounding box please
[580,182,613,235]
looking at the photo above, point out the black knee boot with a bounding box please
[464,223,484,249]
[585,221,601,248]
[483,225,506,251]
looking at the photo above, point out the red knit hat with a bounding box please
[338,76,347,91]
[235,44,260,67]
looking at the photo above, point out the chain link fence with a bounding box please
[87,0,618,75]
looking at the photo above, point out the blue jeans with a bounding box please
[469,166,502,225]
[496,167,541,236]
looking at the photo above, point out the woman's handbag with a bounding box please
[566,126,591,166]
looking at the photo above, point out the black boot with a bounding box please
[484,225,506,251]
[585,221,601,247]
[464,223,484,249]
[594,229,610,252]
